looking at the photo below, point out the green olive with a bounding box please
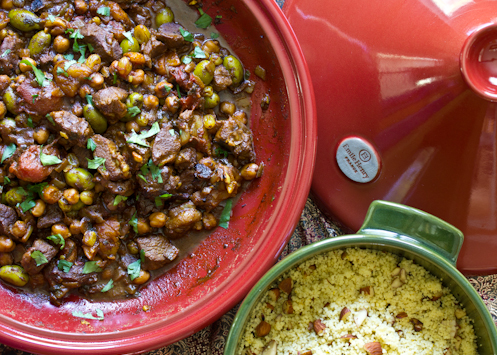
[135,113,148,127]
[8,9,41,32]
[64,167,95,191]
[120,37,140,54]
[0,265,29,287]
[28,30,51,56]
[3,87,19,115]
[127,92,143,109]
[223,55,244,85]
[194,60,215,85]
[58,198,73,213]
[134,24,151,44]
[83,104,108,134]
[204,92,220,109]
[155,7,174,27]
[5,187,26,206]
[0,118,16,129]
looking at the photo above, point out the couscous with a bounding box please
[238,248,478,355]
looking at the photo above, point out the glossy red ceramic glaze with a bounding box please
[0,1,317,353]
[284,0,497,274]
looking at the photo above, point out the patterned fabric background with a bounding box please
[1,197,496,355]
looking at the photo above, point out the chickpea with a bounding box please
[202,40,220,54]
[154,81,173,98]
[202,212,217,230]
[149,212,166,228]
[41,184,62,204]
[220,101,236,116]
[19,57,36,73]
[0,252,13,266]
[0,236,15,253]
[82,230,97,247]
[31,199,46,217]
[117,56,132,78]
[124,52,146,66]
[143,95,159,110]
[233,110,247,125]
[85,54,102,72]
[132,269,150,285]
[0,101,5,119]
[11,221,27,239]
[89,72,104,89]
[33,127,49,144]
[52,223,71,239]
[136,218,151,235]
[78,84,92,99]
[74,0,88,14]
[69,220,83,235]
[165,95,180,114]
[126,120,140,133]
[53,35,70,53]
[79,190,94,205]
[1,0,14,10]
[61,188,79,205]
[128,69,144,85]
[241,163,259,180]
[127,241,139,254]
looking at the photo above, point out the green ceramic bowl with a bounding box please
[224,200,497,354]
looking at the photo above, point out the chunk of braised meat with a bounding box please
[16,78,64,116]
[136,234,179,270]
[9,145,60,183]
[212,65,233,92]
[92,134,131,181]
[176,168,205,194]
[94,174,135,196]
[0,125,34,147]
[93,87,128,123]
[165,201,202,236]
[50,111,94,147]
[80,22,123,63]
[137,165,180,198]
[215,117,256,164]
[37,204,64,229]
[152,122,181,167]
[141,35,167,58]
[0,35,23,75]
[155,23,186,48]
[44,261,99,306]
[21,239,58,275]
[174,147,197,171]
[128,5,152,26]
[0,204,17,238]
[79,202,109,224]
[95,218,121,260]
[191,187,231,212]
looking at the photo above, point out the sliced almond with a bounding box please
[282,300,294,314]
[354,309,368,326]
[313,319,326,335]
[399,268,407,283]
[278,277,293,294]
[364,341,382,355]
[431,291,443,301]
[260,340,277,355]
[410,318,423,332]
[396,312,408,319]
[268,288,280,302]
[340,334,357,339]
[391,277,403,288]
[360,286,374,296]
[255,320,271,337]
[391,267,401,277]
[339,307,351,321]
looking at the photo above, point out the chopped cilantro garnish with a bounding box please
[123,31,134,44]
[192,47,206,59]
[87,157,106,170]
[179,27,194,42]
[39,146,62,166]
[113,195,128,206]
[182,56,192,64]
[27,116,33,128]
[31,250,48,266]
[19,199,36,213]
[101,279,114,292]
[86,94,93,106]
[88,43,94,52]
[70,29,84,52]
[47,14,56,22]
[1,143,16,164]
[72,309,104,321]
[45,114,55,125]
[3,176,10,185]
[126,122,160,147]
[27,182,48,194]
[87,137,96,151]
[137,174,147,183]
[154,193,172,207]
[78,46,87,63]
[1,49,11,58]
[32,94,38,104]
[195,8,212,29]
[82,261,102,274]
[127,259,141,281]
[214,146,229,158]
[97,6,111,17]
[210,32,219,39]
[64,53,74,60]
[176,84,182,98]
[219,199,233,229]
[56,66,68,77]
[129,212,139,233]
[20,59,48,87]
[148,159,163,183]
[57,259,73,272]
[47,234,65,249]
[127,106,141,118]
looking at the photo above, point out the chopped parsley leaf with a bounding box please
[210,32,219,39]
[101,279,114,292]
[19,199,36,213]
[127,106,141,118]
[123,31,134,44]
[219,199,233,229]
[39,146,62,166]
[195,8,212,29]
[1,49,11,58]
[27,116,33,128]
[129,212,139,233]
[64,53,74,61]
[72,309,104,321]
[126,122,160,147]
[87,137,96,151]
[113,195,128,206]
[20,59,48,87]
[137,174,147,183]
[176,84,182,98]
[82,261,103,274]
[87,157,106,170]
[179,27,194,42]
[32,94,38,104]
[47,14,56,22]
[47,234,65,249]
[127,259,141,281]
[1,143,16,164]
[56,66,69,77]
[3,176,10,185]
[45,114,55,125]
[148,160,163,183]
[86,94,93,106]
[27,182,48,194]
[192,46,206,59]
[97,6,111,17]
[31,250,48,266]
[57,259,73,272]
[182,56,192,64]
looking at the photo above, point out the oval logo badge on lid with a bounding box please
[336,137,380,183]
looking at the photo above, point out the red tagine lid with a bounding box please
[284,0,497,274]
